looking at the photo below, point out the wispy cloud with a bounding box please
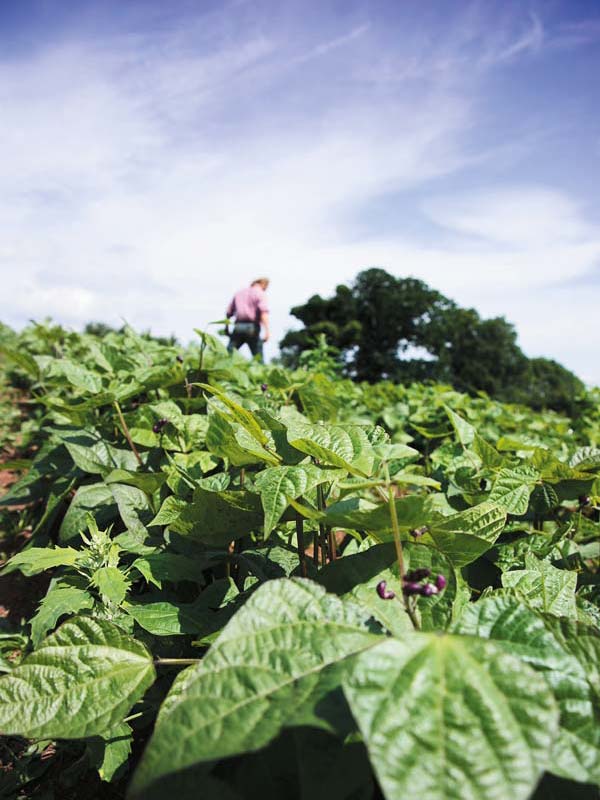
[1,0,599,383]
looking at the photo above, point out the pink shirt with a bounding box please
[226,285,269,323]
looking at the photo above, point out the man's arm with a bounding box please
[260,311,270,342]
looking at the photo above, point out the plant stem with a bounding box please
[378,468,421,631]
[113,401,142,467]
[295,509,308,578]
[154,658,201,666]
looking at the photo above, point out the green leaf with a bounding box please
[285,421,375,477]
[422,502,507,567]
[471,432,504,468]
[444,406,475,445]
[57,429,139,476]
[59,483,118,542]
[149,496,187,527]
[88,721,133,782]
[131,553,206,588]
[0,617,155,738]
[3,546,81,576]
[198,384,270,446]
[501,554,577,618]
[124,598,208,636]
[453,595,600,785]
[206,407,280,466]
[129,579,380,796]
[488,466,539,515]
[30,583,94,646]
[570,446,600,472]
[59,360,104,394]
[104,469,166,495]
[254,464,339,537]
[125,580,238,638]
[93,566,130,605]
[322,494,427,532]
[172,487,264,545]
[343,634,559,800]
[110,482,153,539]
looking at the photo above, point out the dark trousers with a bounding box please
[227,322,263,360]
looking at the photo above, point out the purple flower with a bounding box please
[152,418,169,434]
[260,383,268,392]
[435,574,447,591]
[402,581,422,596]
[409,526,428,538]
[420,583,439,597]
[405,568,431,582]
[579,495,591,507]
[376,580,396,600]
[176,355,184,364]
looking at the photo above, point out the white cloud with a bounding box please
[1,3,599,385]
[422,186,594,247]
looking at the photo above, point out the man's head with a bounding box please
[252,278,270,290]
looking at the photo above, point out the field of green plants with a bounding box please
[0,321,598,800]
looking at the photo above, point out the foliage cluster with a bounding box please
[0,321,598,800]
[280,268,585,415]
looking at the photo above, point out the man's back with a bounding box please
[227,284,267,323]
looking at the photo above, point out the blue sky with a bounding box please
[1,0,599,383]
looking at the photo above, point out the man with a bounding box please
[225,278,270,359]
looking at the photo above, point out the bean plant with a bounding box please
[0,322,598,800]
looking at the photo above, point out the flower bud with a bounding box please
[405,568,431,582]
[152,418,169,434]
[402,581,422,596]
[420,583,439,597]
[176,355,184,364]
[434,574,447,591]
[376,580,396,600]
[261,383,268,392]
[409,525,428,538]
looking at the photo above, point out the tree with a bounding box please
[280,268,584,413]
[281,268,451,382]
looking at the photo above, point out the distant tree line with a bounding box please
[279,268,584,415]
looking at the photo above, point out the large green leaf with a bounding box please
[3,546,81,576]
[171,487,264,545]
[501,554,577,618]
[454,595,600,785]
[125,579,239,637]
[30,582,94,646]
[322,494,427,532]
[285,421,375,477]
[343,634,559,800]
[88,721,133,782]
[422,502,507,567]
[206,407,280,466]
[131,553,207,588]
[110,483,153,539]
[488,466,539,515]
[129,579,380,796]
[254,464,339,537]
[444,406,475,445]
[199,384,270,446]
[92,566,130,606]
[59,482,118,542]
[57,429,139,476]
[0,617,155,738]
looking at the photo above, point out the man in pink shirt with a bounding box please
[225,278,270,360]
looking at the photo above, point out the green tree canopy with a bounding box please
[280,268,583,412]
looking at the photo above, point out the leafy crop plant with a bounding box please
[0,321,598,799]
